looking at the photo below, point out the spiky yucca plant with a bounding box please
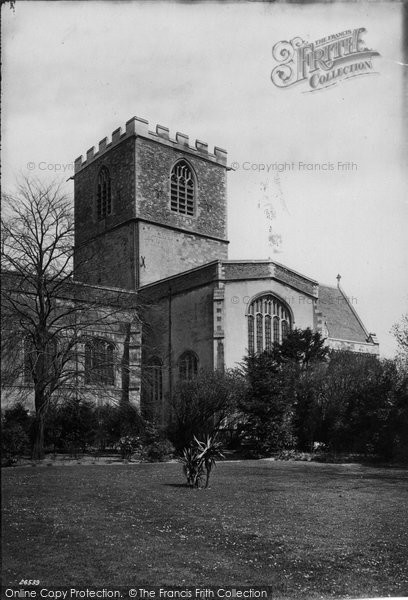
[180,446,204,488]
[180,435,224,488]
[195,435,224,488]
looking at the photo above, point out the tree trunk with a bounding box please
[32,412,45,460]
[32,379,51,460]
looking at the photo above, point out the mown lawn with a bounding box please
[2,460,408,598]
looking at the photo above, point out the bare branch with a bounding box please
[1,175,141,459]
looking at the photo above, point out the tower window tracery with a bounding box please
[170,160,195,216]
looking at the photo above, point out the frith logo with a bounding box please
[271,28,380,91]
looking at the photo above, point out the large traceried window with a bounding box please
[170,160,195,216]
[84,338,115,386]
[97,167,112,220]
[178,351,198,381]
[247,295,291,354]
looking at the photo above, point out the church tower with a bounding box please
[73,116,229,289]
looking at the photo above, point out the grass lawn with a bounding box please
[2,460,408,598]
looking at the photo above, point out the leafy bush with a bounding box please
[117,424,174,462]
[118,435,142,460]
[1,403,32,465]
[1,423,30,465]
[139,422,174,462]
[276,449,312,461]
[117,402,144,437]
[44,399,98,455]
[141,438,174,462]
[3,403,33,431]
[238,351,297,457]
[167,369,242,452]
[76,402,143,453]
[94,404,122,451]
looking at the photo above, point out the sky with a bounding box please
[2,0,407,357]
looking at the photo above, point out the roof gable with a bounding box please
[318,285,368,343]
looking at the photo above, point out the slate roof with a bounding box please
[317,284,369,343]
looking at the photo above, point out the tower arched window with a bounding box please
[178,350,198,380]
[84,338,115,386]
[97,167,112,220]
[247,295,292,354]
[170,160,195,216]
[144,356,163,406]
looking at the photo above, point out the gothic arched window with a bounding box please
[273,316,280,344]
[247,295,292,354]
[281,320,289,341]
[97,167,112,220]
[178,350,198,380]
[256,314,263,354]
[170,160,195,216]
[248,315,255,353]
[144,356,163,406]
[84,338,115,386]
[265,315,272,352]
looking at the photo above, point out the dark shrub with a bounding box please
[140,422,174,462]
[1,423,30,465]
[1,403,32,465]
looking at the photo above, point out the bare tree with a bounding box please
[392,314,408,352]
[392,314,408,374]
[1,176,140,459]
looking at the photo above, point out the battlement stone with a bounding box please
[74,116,229,173]
[99,137,108,152]
[156,124,170,140]
[176,132,189,146]
[112,127,122,144]
[195,140,208,154]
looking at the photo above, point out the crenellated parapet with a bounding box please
[74,116,228,173]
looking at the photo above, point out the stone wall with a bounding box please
[75,222,137,289]
[141,281,216,415]
[138,223,228,286]
[74,136,136,249]
[74,121,229,290]
[135,137,228,240]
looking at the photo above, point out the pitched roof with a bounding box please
[317,284,368,343]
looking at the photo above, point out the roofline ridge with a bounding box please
[138,259,222,290]
[222,259,319,285]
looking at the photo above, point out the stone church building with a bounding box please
[72,115,379,416]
